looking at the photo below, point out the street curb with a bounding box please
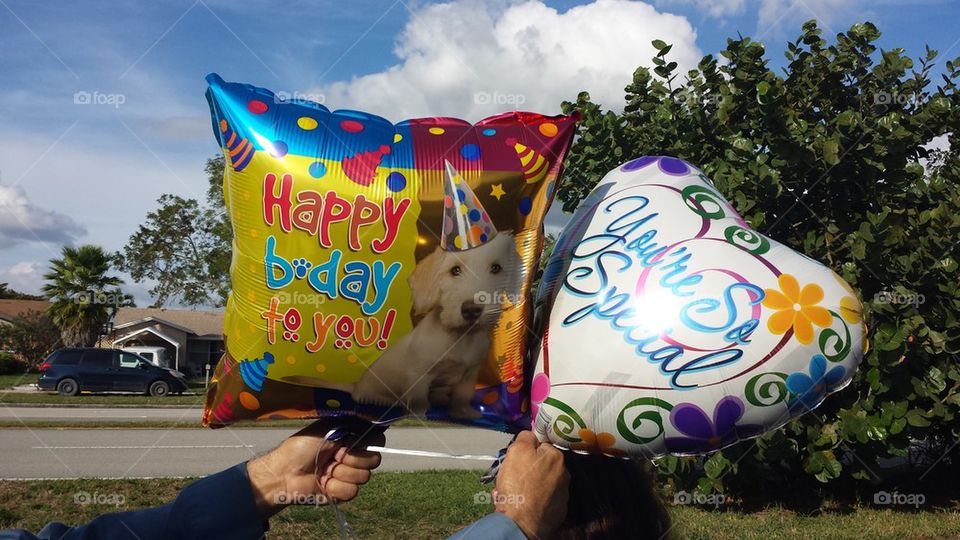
[0,403,203,409]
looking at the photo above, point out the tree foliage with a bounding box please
[42,245,130,347]
[117,155,232,307]
[558,21,960,493]
[0,309,61,367]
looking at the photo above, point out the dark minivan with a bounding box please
[38,348,188,397]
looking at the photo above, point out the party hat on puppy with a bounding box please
[441,160,497,251]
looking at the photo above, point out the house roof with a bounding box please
[113,326,182,350]
[113,307,224,337]
[0,299,50,323]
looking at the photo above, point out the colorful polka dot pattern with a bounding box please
[204,74,582,431]
[440,160,497,251]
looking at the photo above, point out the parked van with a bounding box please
[38,348,187,396]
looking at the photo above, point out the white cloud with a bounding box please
[0,261,46,295]
[312,0,702,120]
[0,260,157,306]
[920,132,952,174]
[0,183,86,249]
[925,133,951,152]
[0,128,210,253]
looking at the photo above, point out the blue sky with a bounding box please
[1,0,957,305]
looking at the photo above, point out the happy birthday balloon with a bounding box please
[531,156,865,457]
[202,74,577,431]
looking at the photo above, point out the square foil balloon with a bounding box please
[202,74,578,431]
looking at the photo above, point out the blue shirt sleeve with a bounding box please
[447,512,527,540]
[0,463,267,540]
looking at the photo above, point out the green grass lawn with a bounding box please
[1,473,957,539]
[0,392,204,406]
[669,505,960,540]
[0,373,34,390]
[0,374,207,406]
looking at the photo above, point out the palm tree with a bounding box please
[42,245,130,347]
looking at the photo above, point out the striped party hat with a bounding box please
[219,119,256,171]
[506,137,549,184]
[238,351,274,392]
[440,160,497,251]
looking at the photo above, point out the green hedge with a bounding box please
[0,352,26,375]
[556,21,960,495]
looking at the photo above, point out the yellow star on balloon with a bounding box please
[490,183,506,200]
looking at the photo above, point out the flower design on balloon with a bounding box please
[529,373,551,430]
[570,428,626,457]
[786,354,845,412]
[664,396,763,454]
[832,270,864,325]
[620,155,693,176]
[839,296,862,324]
[762,274,832,345]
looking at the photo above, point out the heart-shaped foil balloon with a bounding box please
[531,156,866,458]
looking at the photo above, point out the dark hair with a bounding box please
[554,451,672,540]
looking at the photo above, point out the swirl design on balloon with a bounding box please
[723,225,771,255]
[540,397,587,442]
[744,371,789,407]
[818,310,852,363]
[682,185,727,219]
[615,397,674,444]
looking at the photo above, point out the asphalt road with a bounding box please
[0,426,512,479]
[0,406,203,422]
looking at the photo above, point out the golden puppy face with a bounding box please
[409,233,522,331]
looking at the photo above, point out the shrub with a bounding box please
[557,20,960,495]
[0,352,26,375]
